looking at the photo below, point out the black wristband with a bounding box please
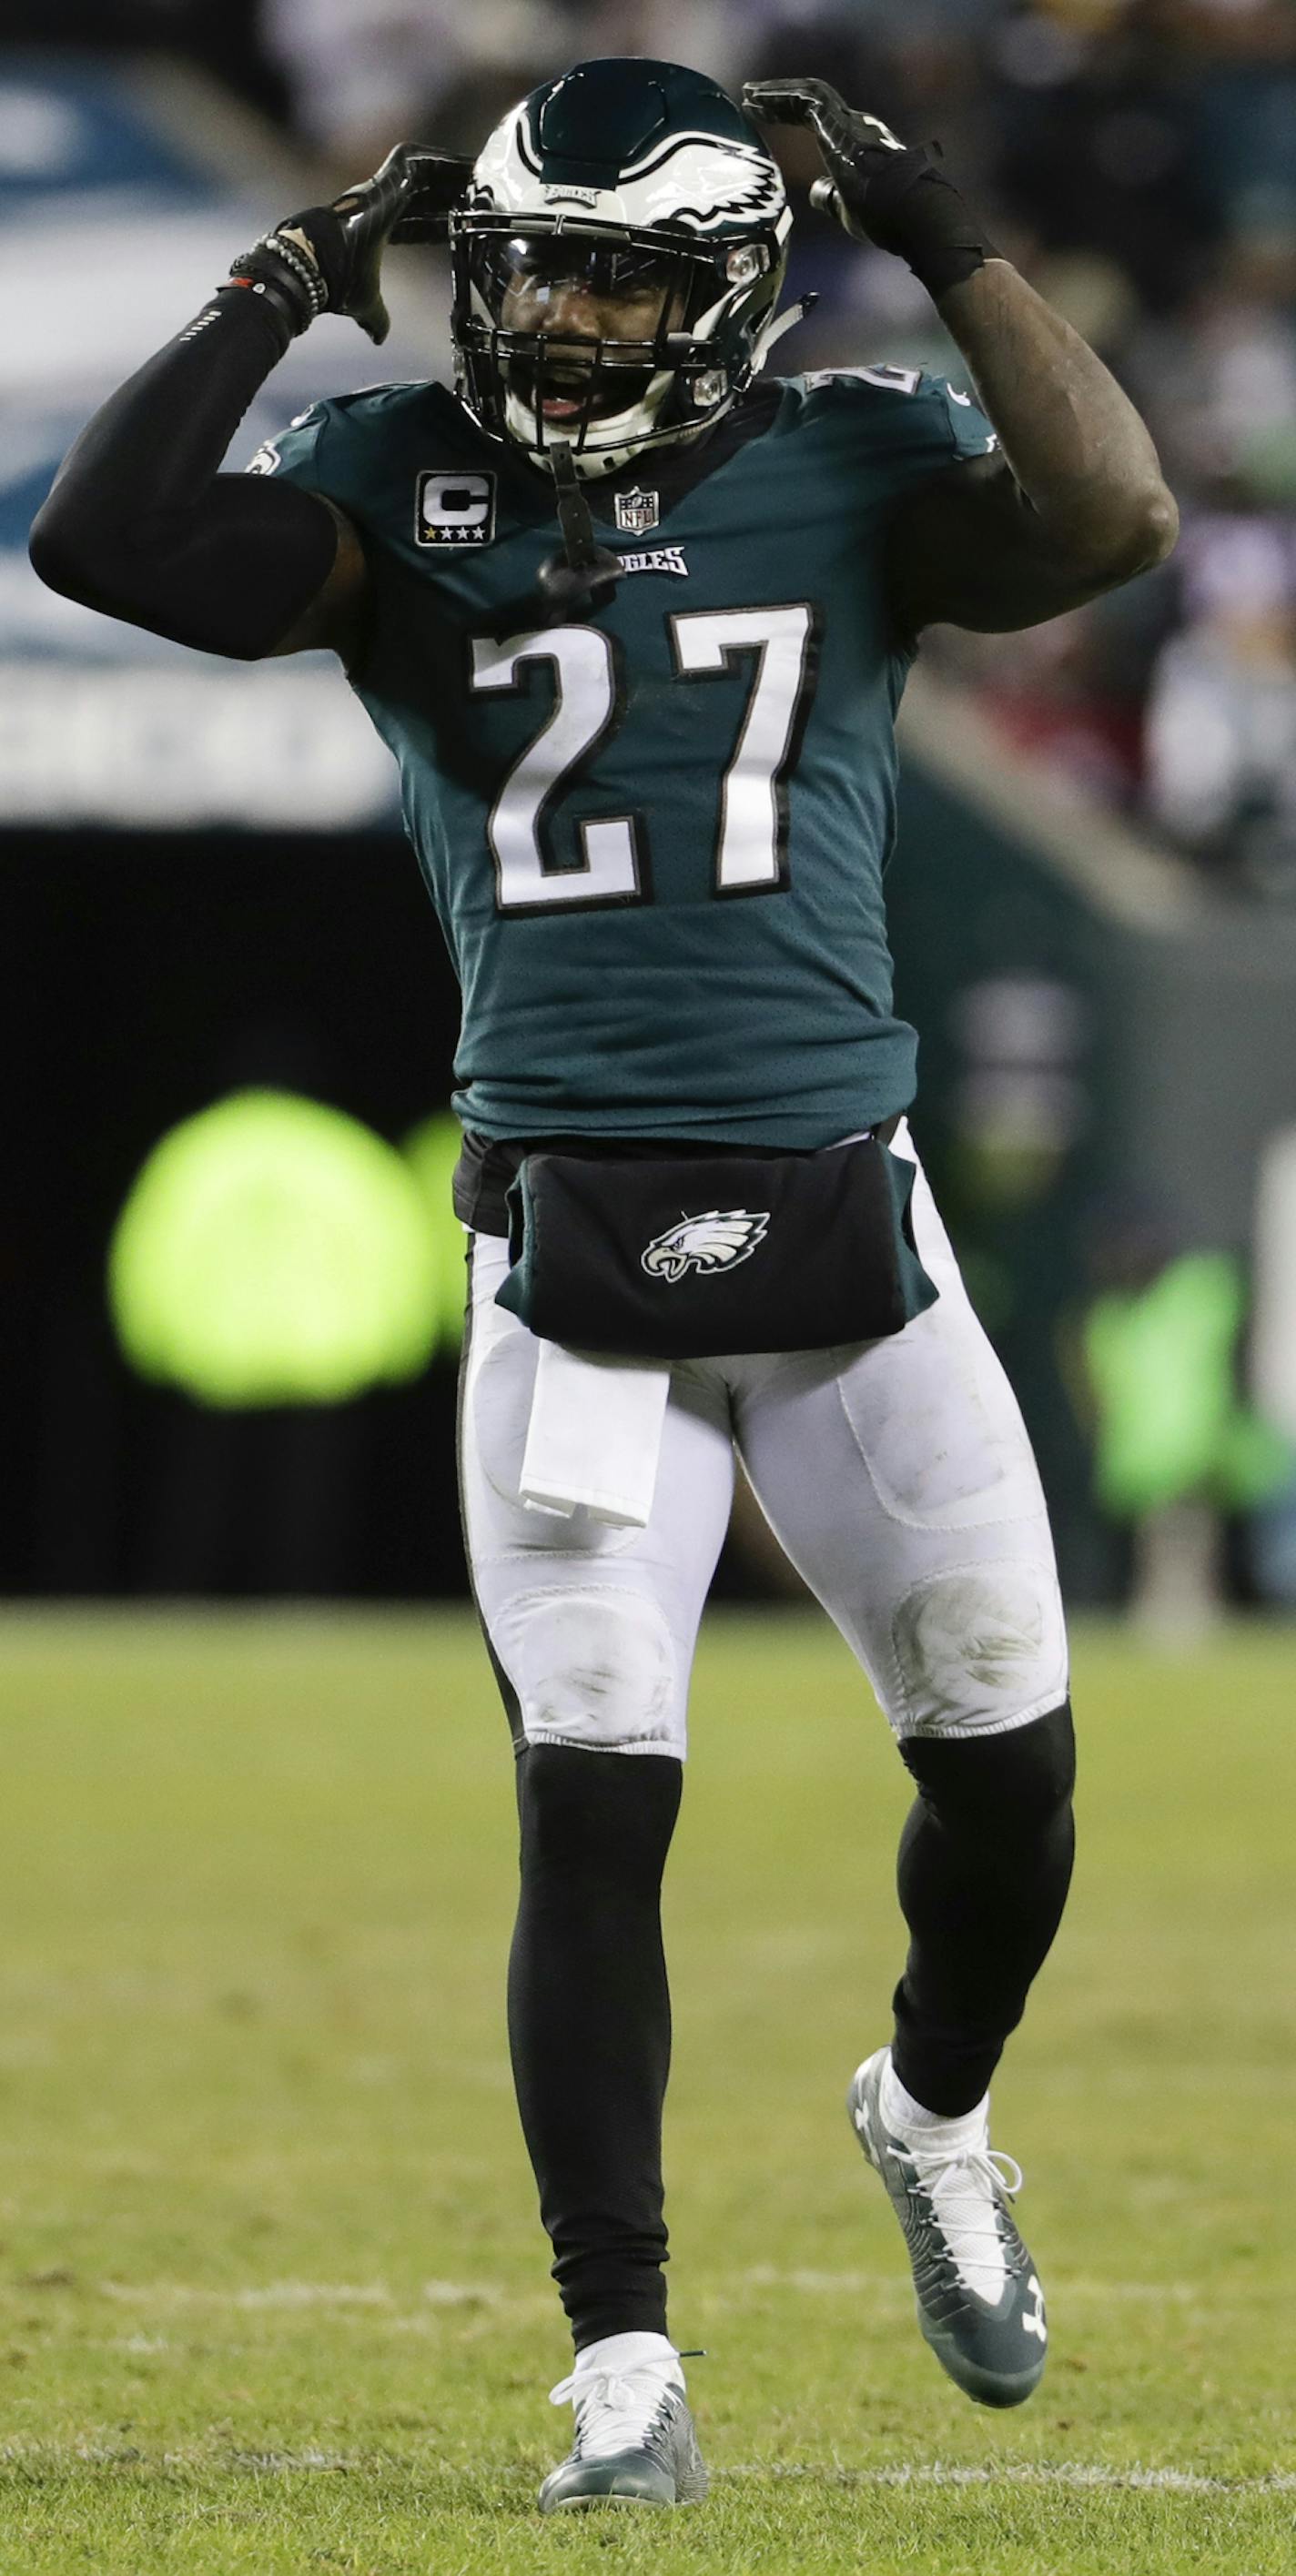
[217,276,298,355]
[228,207,350,337]
[227,244,319,340]
[847,157,998,300]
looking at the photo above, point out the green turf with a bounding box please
[0,1610,1292,2572]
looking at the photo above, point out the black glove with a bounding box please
[742,78,997,300]
[228,143,473,345]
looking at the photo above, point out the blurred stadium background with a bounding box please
[5,0,1296,1617]
[3,12,1296,2567]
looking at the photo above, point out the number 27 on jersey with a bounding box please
[469,603,819,914]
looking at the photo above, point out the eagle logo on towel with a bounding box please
[641,1209,771,1284]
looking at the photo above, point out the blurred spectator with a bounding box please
[261,0,493,168]
[1145,513,1296,894]
[987,3,1218,313]
[1124,237,1296,503]
[260,0,751,173]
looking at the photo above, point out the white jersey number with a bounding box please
[668,604,817,894]
[470,626,643,914]
[469,604,818,914]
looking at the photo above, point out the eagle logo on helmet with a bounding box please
[641,1208,771,1283]
[675,160,785,223]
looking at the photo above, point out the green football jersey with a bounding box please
[265,367,995,1146]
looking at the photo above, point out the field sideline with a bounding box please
[0,1610,1292,2573]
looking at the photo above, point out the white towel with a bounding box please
[520,1338,671,1528]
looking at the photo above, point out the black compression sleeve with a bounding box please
[28,288,339,661]
[891,1703,1076,2114]
[508,1745,681,2349]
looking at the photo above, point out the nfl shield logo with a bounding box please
[615,486,660,535]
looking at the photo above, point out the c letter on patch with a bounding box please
[416,470,496,547]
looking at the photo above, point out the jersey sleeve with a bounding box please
[242,381,451,541]
[797,364,998,492]
[245,401,338,495]
[921,372,998,465]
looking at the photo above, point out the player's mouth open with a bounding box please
[521,350,647,426]
[538,376,603,422]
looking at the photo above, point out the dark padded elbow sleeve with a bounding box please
[29,288,340,661]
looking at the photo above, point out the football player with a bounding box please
[32,57,1176,2511]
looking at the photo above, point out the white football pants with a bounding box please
[460,1126,1068,1758]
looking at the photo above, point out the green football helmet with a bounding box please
[451,58,798,479]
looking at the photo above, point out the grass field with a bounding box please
[0,1611,1292,2574]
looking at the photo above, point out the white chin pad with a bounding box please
[504,367,682,477]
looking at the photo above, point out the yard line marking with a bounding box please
[718,2463,1296,2495]
[735,2268,898,2295]
[96,2278,542,2316]
[232,2450,351,2473]
[421,2279,510,2306]
[91,2271,1210,2318]
[98,2280,395,2309]
[0,2442,1291,2492]
[731,2268,1203,2302]
[1058,2282,1203,2304]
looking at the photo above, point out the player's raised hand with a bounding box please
[228,142,473,345]
[387,147,477,243]
[741,78,907,247]
[742,76,997,301]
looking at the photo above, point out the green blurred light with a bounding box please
[1083,1251,1291,1517]
[109,1089,450,1407]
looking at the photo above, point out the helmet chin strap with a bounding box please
[751,291,818,372]
[537,440,624,620]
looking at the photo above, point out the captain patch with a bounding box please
[416,470,497,547]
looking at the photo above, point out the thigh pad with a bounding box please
[489,1582,683,1757]
[889,1558,1069,1741]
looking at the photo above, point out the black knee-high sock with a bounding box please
[890,1702,1076,2116]
[507,1743,681,2350]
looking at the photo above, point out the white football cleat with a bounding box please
[538,2332,708,2511]
[848,2046,1048,2408]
